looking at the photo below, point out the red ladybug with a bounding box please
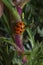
[14,22,25,34]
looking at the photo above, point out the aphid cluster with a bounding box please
[14,22,25,34]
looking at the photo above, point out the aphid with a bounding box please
[14,22,25,34]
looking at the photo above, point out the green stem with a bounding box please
[3,13,11,33]
[2,13,16,44]
[0,37,22,52]
[0,37,31,56]
[2,0,21,22]
[26,27,35,48]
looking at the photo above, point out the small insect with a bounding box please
[14,22,25,34]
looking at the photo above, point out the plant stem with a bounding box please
[0,37,22,52]
[26,27,35,48]
[2,0,21,22]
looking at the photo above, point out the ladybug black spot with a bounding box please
[20,31,22,32]
[19,23,22,25]
[17,29,19,31]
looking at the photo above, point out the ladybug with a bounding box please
[14,22,25,34]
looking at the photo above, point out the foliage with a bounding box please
[0,0,43,65]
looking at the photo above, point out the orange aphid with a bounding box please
[14,22,25,34]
